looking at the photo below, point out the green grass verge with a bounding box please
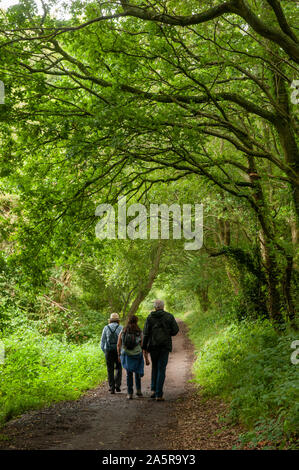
[0,325,107,425]
[184,310,299,449]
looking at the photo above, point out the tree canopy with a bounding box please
[0,0,298,326]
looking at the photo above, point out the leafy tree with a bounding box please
[0,0,297,326]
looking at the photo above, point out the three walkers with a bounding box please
[101,300,179,401]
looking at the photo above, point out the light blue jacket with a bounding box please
[101,322,122,353]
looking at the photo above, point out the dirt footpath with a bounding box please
[0,320,192,450]
[0,320,243,450]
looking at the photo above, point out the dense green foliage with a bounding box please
[185,309,298,449]
[0,0,298,449]
[0,262,109,424]
[0,0,298,328]
[0,323,106,425]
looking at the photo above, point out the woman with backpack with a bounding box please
[117,315,149,399]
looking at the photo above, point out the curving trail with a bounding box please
[50,319,191,450]
[0,320,243,450]
[0,320,191,450]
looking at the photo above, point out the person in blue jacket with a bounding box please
[101,312,123,394]
[117,315,149,399]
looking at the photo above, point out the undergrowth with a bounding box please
[0,324,106,425]
[185,310,299,450]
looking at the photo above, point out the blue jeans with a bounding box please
[126,371,141,394]
[150,349,169,398]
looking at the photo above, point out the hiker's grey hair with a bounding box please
[154,299,164,310]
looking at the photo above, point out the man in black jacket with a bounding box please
[142,299,179,401]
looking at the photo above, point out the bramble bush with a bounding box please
[185,310,299,449]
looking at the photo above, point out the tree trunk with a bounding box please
[283,255,297,327]
[225,265,239,295]
[121,287,136,318]
[219,215,240,295]
[196,285,209,312]
[276,120,299,223]
[248,159,284,326]
[270,55,299,224]
[57,269,71,303]
[126,242,164,318]
[258,228,284,326]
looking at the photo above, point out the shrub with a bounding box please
[186,310,299,449]
[0,326,106,425]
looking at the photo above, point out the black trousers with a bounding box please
[105,350,122,390]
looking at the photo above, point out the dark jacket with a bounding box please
[142,309,179,352]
